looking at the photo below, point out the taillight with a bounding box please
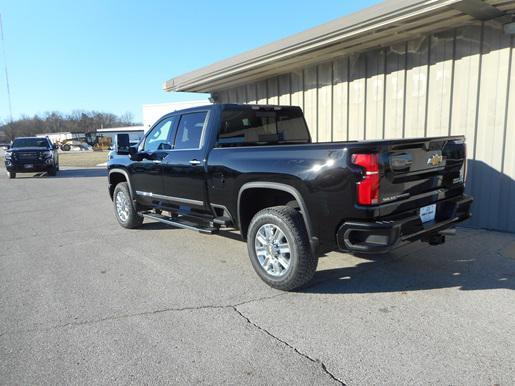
[352,153,379,205]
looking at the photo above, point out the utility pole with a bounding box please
[0,13,13,123]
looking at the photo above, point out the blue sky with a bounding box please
[0,0,380,123]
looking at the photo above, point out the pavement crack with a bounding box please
[231,305,345,385]
[0,293,289,338]
[233,292,288,307]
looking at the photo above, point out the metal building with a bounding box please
[165,0,515,233]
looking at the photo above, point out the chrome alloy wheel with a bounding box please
[115,190,130,222]
[254,224,291,277]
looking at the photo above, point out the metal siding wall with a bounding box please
[290,70,304,111]
[332,57,349,141]
[384,43,406,139]
[218,91,229,103]
[236,86,247,103]
[348,54,366,140]
[228,88,237,104]
[304,65,318,141]
[318,62,333,142]
[472,23,511,229]
[217,23,515,232]
[257,80,267,104]
[267,77,279,105]
[502,35,515,231]
[365,49,386,139]
[450,25,481,152]
[427,30,454,136]
[405,37,429,138]
[278,74,291,105]
[247,83,257,104]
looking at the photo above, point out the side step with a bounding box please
[140,212,218,234]
[212,216,233,227]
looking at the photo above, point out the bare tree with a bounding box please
[0,110,140,140]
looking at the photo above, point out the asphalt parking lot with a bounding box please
[1,164,514,385]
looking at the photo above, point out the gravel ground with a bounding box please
[0,165,514,385]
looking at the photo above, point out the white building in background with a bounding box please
[97,126,145,140]
[97,126,145,144]
[37,132,79,143]
[142,100,210,131]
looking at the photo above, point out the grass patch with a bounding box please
[58,151,108,167]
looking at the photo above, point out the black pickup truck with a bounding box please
[4,136,60,178]
[107,104,472,290]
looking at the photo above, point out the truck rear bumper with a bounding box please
[336,195,473,254]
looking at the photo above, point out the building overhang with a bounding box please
[164,0,515,93]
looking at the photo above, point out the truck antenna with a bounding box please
[0,13,13,123]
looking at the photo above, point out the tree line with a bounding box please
[0,111,139,141]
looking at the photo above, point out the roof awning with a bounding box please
[164,0,515,93]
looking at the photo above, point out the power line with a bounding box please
[0,13,13,122]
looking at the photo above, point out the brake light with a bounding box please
[352,153,379,205]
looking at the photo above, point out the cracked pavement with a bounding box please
[1,165,514,385]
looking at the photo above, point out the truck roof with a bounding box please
[158,103,302,118]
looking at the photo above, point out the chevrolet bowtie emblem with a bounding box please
[427,154,443,166]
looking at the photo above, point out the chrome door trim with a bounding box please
[135,191,204,206]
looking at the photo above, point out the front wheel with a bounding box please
[113,182,143,229]
[247,206,318,291]
[8,171,15,179]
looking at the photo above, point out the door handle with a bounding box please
[189,159,201,166]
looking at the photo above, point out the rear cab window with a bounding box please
[218,107,310,147]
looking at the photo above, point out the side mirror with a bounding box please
[52,144,58,150]
[115,134,130,155]
[128,146,145,161]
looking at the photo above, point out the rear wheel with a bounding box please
[113,182,143,229]
[247,206,318,291]
[8,171,15,179]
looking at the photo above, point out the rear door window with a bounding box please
[173,112,208,150]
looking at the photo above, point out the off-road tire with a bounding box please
[113,182,144,229]
[8,171,15,179]
[247,206,318,291]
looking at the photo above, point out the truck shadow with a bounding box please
[304,230,515,294]
[50,168,107,178]
[5,168,107,179]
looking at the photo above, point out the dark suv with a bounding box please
[4,137,59,178]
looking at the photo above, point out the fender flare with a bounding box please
[108,168,134,200]
[237,182,315,245]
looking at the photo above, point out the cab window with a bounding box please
[174,112,207,150]
[144,117,175,152]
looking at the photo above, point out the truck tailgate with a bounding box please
[379,136,466,205]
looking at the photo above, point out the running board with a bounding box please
[140,212,218,234]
